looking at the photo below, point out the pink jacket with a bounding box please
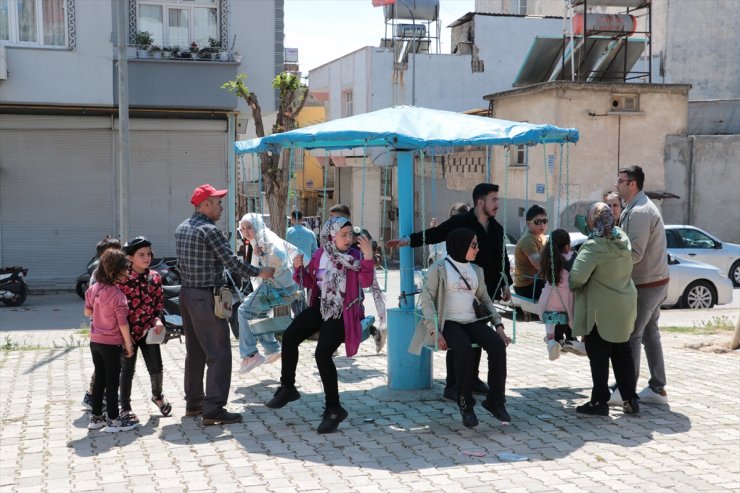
[85,283,129,345]
[294,247,374,357]
[539,252,575,324]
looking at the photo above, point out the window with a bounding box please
[137,0,219,49]
[341,89,353,117]
[677,228,717,249]
[511,0,527,15]
[0,0,68,47]
[510,145,526,166]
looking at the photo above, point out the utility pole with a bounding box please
[116,0,130,241]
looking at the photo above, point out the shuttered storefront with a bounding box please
[0,114,228,289]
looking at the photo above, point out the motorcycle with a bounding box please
[161,285,184,344]
[0,266,29,307]
[76,255,180,300]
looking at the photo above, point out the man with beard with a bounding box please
[386,183,512,402]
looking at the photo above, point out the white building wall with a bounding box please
[0,0,114,105]
[231,0,279,114]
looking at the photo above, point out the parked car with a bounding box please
[570,233,733,309]
[664,225,740,287]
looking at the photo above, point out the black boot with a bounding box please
[458,397,478,428]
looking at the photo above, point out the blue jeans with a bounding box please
[238,286,307,358]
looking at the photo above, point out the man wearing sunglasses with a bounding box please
[513,205,548,300]
[386,183,512,401]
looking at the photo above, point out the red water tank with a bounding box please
[572,13,637,36]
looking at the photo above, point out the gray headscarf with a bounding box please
[588,202,616,239]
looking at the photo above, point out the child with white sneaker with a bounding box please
[84,249,138,433]
[538,229,585,360]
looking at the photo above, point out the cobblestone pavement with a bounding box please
[1,281,739,492]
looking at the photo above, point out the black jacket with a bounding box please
[409,209,512,298]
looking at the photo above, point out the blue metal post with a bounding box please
[387,151,432,390]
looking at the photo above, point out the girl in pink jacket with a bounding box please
[538,229,585,361]
[265,217,385,434]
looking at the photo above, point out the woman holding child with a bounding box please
[569,203,639,416]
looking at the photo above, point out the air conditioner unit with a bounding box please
[0,46,8,80]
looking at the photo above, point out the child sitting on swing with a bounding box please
[538,229,585,360]
[266,217,386,434]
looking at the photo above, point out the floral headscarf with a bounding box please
[319,217,386,330]
[588,202,616,239]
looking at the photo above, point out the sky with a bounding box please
[283,0,476,75]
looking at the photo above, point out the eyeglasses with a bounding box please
[530,218,548,226]
[470,242,479,249]
[616,178,633,184]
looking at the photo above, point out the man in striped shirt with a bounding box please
[175,184,274,425]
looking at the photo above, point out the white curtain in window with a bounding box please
[42,0,65,46]
[0,0,10,41]
[16,0,37,42]
[139,4,163,46]
[192,7,217,47]
[167,8,188,49]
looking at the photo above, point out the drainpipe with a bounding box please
[687,135,696,224]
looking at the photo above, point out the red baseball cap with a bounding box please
[190,184,228,206]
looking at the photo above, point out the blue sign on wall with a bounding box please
[536,184,545,194]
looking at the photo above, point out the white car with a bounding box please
[570,233,734,309]
[665,225,740,287]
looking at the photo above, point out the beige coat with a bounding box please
[408,260,503,355]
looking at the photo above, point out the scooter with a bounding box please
[76,255,180,300]
[161,285,184,344]
[0,266,29,307]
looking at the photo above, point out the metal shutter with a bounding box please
[351,167,381,239]
[0,115,114,288]
[125,119,228,257]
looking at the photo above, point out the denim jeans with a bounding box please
[238,286,306,358]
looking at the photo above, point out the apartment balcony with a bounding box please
[113,57,239,110]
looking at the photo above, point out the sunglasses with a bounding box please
[530,218,548,226]
[470,241,479,249]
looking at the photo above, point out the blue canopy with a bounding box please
[235,105,578,154]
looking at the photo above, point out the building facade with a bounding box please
[0,0,283,288]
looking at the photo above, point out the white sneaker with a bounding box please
[264,352,281,364]
[638,386,668,405]
[608,387,624,406]
[562,339,587,356]
[103,414,139,433]
[240,353,265,374]
[88,414,106,430]
[546,339,561,361]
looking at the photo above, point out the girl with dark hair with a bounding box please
[414,228,511,428]
[538,229,584,360]
[266,217,386,434]
[117,236,171,421]
[84,250,138,432]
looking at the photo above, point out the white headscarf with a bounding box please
[240,213,300,289]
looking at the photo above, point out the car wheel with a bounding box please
[681,280,716,309]
[730,260,740,288]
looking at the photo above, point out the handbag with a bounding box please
[213,286,234,319]
[445,258,494,323]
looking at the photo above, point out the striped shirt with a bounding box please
[175,212,260,288]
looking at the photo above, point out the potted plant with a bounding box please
[148,45,162,59]
[170,46,180,58]
[161,46,172,58]
[134,31,153,58]
[232,50,242,64]
[199,47,214,60]
[189,42,199,59]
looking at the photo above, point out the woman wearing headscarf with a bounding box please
[412,228,511,428]
[236,213,306,374]
[265,217,386,434]
[569,203,639,416]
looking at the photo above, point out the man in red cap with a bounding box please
[175,183,275,425]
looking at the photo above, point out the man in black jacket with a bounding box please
[387,183,512,400]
